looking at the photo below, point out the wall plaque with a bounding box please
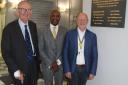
[91,0,127,28]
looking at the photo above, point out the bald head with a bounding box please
[50,9,61,26]
[76,12,88,31]
[77,13,88,21]
[16,1,32,23]
[50,9,60,16]
[18,1,32,8]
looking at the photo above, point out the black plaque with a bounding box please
[91,0,127,28]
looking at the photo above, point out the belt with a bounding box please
[76,64,86,68]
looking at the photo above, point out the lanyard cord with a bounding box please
[78,33,85,49]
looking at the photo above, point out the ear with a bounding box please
[15,9,19,17]
[30,11,32,16]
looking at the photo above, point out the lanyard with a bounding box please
[78,33,85,49]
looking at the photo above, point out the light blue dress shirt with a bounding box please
[18,19,35,54]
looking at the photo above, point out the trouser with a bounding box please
[69,66,88,85]
[42,64,63,85]
[13,62,38,85]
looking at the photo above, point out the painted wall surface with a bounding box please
[83,0,128,85]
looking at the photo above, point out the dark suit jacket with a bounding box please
[1,20,39,77]
[63,28,98,76]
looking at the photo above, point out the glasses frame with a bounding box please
[18,8,32,14]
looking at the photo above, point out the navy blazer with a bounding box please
[63,28,98,75]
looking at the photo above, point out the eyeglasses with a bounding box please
[18,8,32,14]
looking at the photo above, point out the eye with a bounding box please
[18,8,32,13]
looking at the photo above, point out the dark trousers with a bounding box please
[13,62,37,85]
[69,66,88,85]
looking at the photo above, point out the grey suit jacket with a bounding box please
[38,25,67,68]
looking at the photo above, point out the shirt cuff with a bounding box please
[57,59,61,65]
[14,70,20,78]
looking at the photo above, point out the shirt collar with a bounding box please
[18,19,28,26]
[77,27,86,36]
[50,23,58,29]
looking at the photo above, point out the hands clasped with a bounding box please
[50,61,59,73]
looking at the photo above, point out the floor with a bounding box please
[0,78,67,85]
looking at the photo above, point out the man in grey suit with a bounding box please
[38,9,67,85]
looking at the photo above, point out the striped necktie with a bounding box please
[24,25,33,62]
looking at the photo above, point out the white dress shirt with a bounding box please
[18,19,35,54]
[76,28,86,65]
[50,23,58,37]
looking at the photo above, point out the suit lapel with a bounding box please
[44,26,57,49]
[84,30,90,58]
[15,20,26,45]
[56,26,64,41]
[48,27,56,41]
[74,29,78,56]
[47,25,57,41]
[56,26,61,39]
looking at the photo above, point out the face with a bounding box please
[17,1,32,23]
[50,10,60,26]
[76,13,88,31]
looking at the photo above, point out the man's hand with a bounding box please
[88,74,94,80]
[65,72,72,79]
[50,61,59,73]
[18,72,24,81]
[14,70,24,81]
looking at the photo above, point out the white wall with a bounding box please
[83,0,128,85]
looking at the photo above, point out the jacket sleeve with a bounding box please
[1,26,18,73]
[90,34,98,75]
[63,32,70,73]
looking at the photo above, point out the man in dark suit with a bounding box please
[1,1,39,85]
[63,13,98,85]
[38,9,67,85]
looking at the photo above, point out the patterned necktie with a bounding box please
[52,27,57,38]
[24,25,33,62]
